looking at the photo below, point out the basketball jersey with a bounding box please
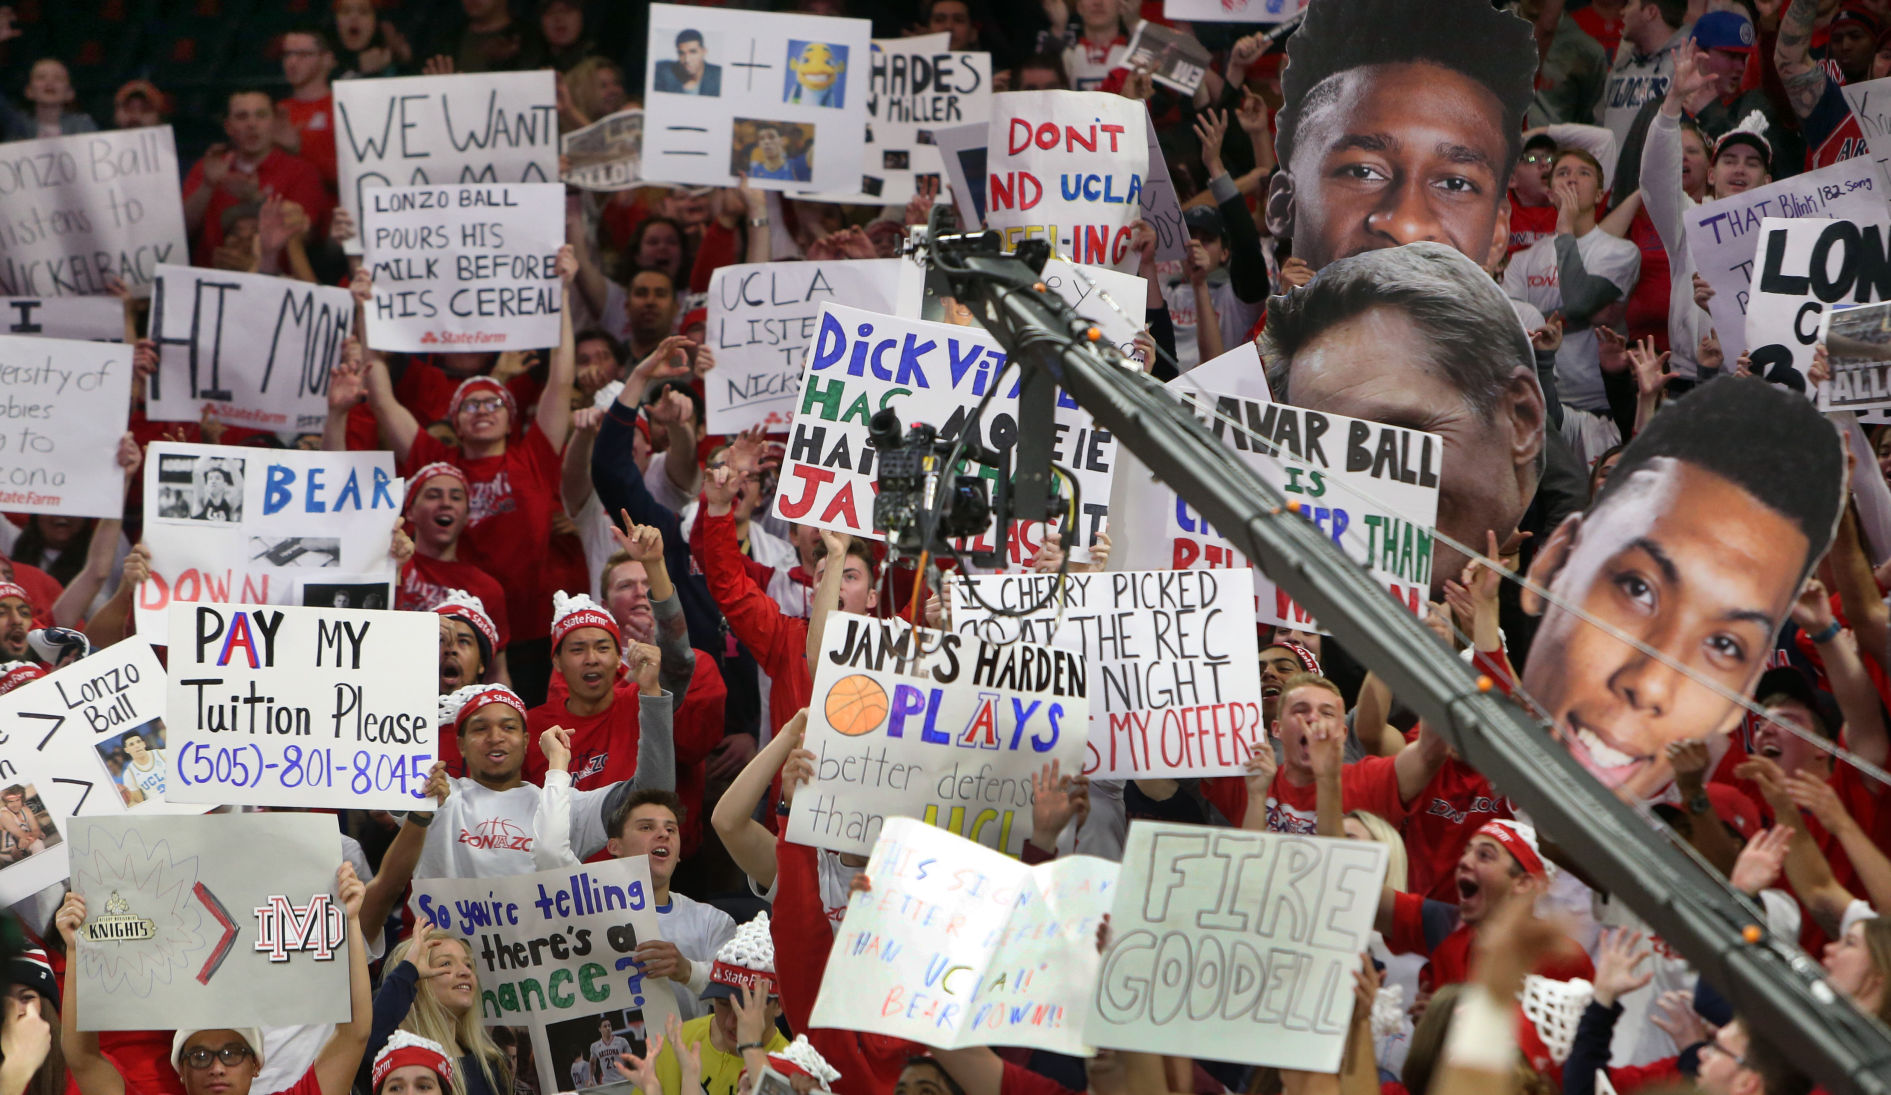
[570,1060,593,1088]
[0,807,29,852]
[590,1037,629,1077]
[124,752,169,798]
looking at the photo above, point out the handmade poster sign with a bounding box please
[773,303,1117,562]
[933,121,988,227]
[1684,156,1884,359]
[786,612,1090,857]
[361,182,566,353]
[1085,822,1387,1071]
[144,265,352,434]
[562,111,644,191]
[1841,77,1891,184]
[162,603,436,809]
[1162,0,1307,20]
[0,335,133,518]
[0,297,123,341]
[70,812,352,1031]
[136,443,403,646]
[813,818,1118,1054]
[985,91,1149,272]
[894,246,1148,360]
[953,569,1262,780]
[1744,214,1891,390]
[705,258,902,432]
[0,126,188,296]
[1819,301,1891,412]
[333,72,558,255]
[641,5,873,192]
[409,855,677,1035]
[0,639,208,909]
[1124,23,1213,95]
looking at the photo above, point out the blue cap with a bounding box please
[1693,10,1755,53]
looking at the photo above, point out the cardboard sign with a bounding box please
[409,855,678,1034]
[1744,214,1891,389]
[785,612,1090,857]
[1841,76,1891,185]
[1162,0,1306,21]
[0,127,188,296]
[894,249,1148,360]
[795,37,992,205]
[562,111,644,191]
[144,266,352,433]
[162,603,436,809]
[933,121,989,227]
[0,335,133,517]
[1136,110,1187,266]
[0,297,123,341]
[641,4,874,192]
[986,91,1149,272]
[771,303,1117,561]
[70,813,351,1031]
[1085,822,1386,1071]
[812,818,1118,1054]
[1820,300,1891,411]
[953,569,1262,779]
[705,258,902,433]
[0,640,208,908]
[1124,23,1212,95]
[136,443,402,646]
[1684,157,1884,359]
[362,182,566,353]
[333,72,558,256]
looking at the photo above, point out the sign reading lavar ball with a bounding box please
[362,182,566,353]
[0,127,188,296]
[164,603,437,809]
[70,813,351,1031]
[1085,822,1386,1072]
[787,612,1089,857]
[0,335,133,518]
[986,91,1149,273]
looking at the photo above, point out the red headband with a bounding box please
[0,582,30,608]
[447,377,518,423]
[709,962,777,997]
[451,686,527,732]
[551,605,621,652]
[433,592,500,655]
[0,663,45,696]
[1477,820,1547,880]
[404,463,470,514]
[372,1045,453,1092]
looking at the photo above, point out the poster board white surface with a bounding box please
[706,258,902,432]
[362,182,566,353]
[1085,822,1386,1071]
[1162,0,1307,21]
[954,568,1262,779]
[1841,76,1891,185]
[136,443,402,646]
[1744,214,1891,389]
[1819,300,1891,411]
[785,612,1090,857]
[0,127,188,296]
[0,335,133,517]
[986,91,1149,272]
[333,72,559,256]
[144,266,353,433]
[1124,23,1212,95]
[70,812,351,1030]
[894,247,1148,360]
[641,4,874,192]
[0,297,123,341]
[812,818,1118,1053]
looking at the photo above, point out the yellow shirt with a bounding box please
[654,1013,789,1095]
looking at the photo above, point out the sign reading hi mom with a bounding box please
[786,612,1090,857]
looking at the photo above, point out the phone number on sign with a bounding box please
[175,742,432,797]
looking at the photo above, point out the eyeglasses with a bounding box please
[1700,1041,1748,1070]
[460,397,506,414]
[1520,152,1554,166]
[182,1046,255,1070]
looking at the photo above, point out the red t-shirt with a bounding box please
[1258,755,1407,833]
[278,93,338,187]
[1402,757,1514,904]
[1572,6,1624,61]
[1388,890,1595,990]
[1506,194,1557,258]
[527,684,643,788]
[404,427,563,641]
[1623,207,1671,351]
[397,554,511,648]
[180,147,334,267]
[266,1067,322,1095]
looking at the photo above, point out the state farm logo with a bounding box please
[458,817,534,852]
[419,330,505,347]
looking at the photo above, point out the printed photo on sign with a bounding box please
[1123,22,1212,95]
[249,535,342,568]
[547,1011,646,1089]
[1743,214,1891,389]
[298,580,391,610]
[0,783,61,867]
[732,119,815,183]
[783,42,849,108]
[153,453,246,524]
[95,721,172,807]
[652,27,722,96]
[1820,300,1891,412]
[563,111,644,191]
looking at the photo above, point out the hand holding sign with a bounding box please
[540,726,573,774]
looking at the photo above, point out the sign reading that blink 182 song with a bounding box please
[0,127,189,297]
[143,266,353,433]
[163,603,437,809]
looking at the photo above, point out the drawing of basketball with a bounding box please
[825,674,889,736]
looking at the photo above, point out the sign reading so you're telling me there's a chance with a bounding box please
[163,602,438,810]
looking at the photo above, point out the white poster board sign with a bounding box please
[1162,0,1307,21]
[0,639,208,909]
[0,127,188,296]
[136,443,402,646]
[954,568,1262,779]
[333,72,559,255]
[894,248,1149,359]
[0,335,133,517]
[1684,156,1885,358]
[1085,822,1387,1071]
[986,91,1149,272]
[70,813,351,1031]
[771,303,1117,561]
[163,603,436,809]
[145,266,352,433]
[362,182,566,353]
[1841,76,1891,185]
[1744,214,1891,389]
[1819,299,1891,411]
[641,4,874,192]
[706,258,902,432]
[813,818,1118,1054]
[0,297,123,341]
[785,612,1090,857]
